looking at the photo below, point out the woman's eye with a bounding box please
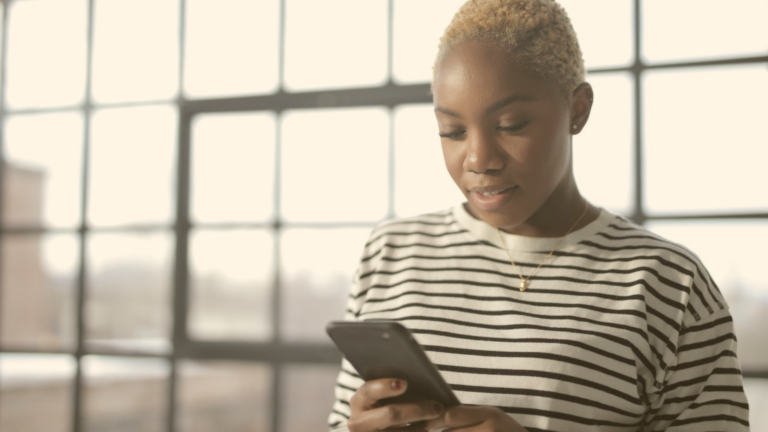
[438,130,466,140]
[498,120,531,134]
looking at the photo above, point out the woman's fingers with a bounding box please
[347,378,445,432]
[425,406,527,432]
[350,378,407,411]
[425,406,482,430]
[348,400,444,432]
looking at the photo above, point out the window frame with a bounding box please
[0,1,766,431]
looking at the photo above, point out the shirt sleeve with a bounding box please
[327,227,381,432]
[644,307,750,431]
[325,273,366,432]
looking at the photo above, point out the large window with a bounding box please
[0,1,766,431]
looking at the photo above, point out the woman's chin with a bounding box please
[463,201,526,231]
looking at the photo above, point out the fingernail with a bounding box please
[390,379,402,390]
[431,402,443,415]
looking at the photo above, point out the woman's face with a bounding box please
[433,41,584,234]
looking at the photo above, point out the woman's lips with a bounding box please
[469,186,517,211]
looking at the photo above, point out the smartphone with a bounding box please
[326,320,460,407]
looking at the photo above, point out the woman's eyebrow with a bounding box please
[484,93,535,115]
[434,93,535,119]
[434,105,462,118]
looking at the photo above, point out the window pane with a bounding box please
[184,0,279,98]
[279,364,340,432]
[280,228,370,341]
[0,354,76,432]
[5,0,87,109]
[281,108,389,222]
[3,112,83,227]
[88,105,177,226]
[1,234,78,351]
[645,220,768,371]
[0,6,4,92]
[188,229,274,342]
[91,0,179,103]
[283,0,388,91]
[642,0,768,64]
[393,104,464,217]
[86,232,173,354]
[744,378,768,432]
[177,361,272,432]
[573,73,633,216]
[191,112,275,223]
[643,65,768,215]
[558,0,633,69]
[82,356,169,432]
[391,0,465,84]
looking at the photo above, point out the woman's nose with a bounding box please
[463,131,505,173]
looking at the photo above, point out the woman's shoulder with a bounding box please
[365,207,463,246]
[586,209,727,325]
[356,206,477,268]
[375,207,457,230]
[588,210,708,271]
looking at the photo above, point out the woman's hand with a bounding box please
[425,406,528,432]
[348,378,445,431]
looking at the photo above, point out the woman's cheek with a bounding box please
[501,135,530,165]
[442,142,464,175]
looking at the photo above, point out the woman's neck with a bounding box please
[497,175,598,238]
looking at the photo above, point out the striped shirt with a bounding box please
[327,205,750,432]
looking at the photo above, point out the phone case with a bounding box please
[326,320,460,407]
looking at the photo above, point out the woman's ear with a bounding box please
[569,82,594,135]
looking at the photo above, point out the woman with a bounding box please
[328,0,750,431]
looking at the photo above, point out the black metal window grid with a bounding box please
[0,1,765,431]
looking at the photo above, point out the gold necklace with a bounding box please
[495,200,590,292]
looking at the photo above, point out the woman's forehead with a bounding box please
[433,42,559,107]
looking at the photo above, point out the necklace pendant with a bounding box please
[519,280,528,291]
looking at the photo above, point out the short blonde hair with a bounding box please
[433,0,585,97]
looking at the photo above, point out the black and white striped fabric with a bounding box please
[328,205,750,432]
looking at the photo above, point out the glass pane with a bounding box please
[283,0,388,91]
[82,356,169,432]
[279,364,340,432]
[184,0,279,98]
[391,0,465,84]
[393,104,464,217]
[5,0,87,109]
[3,112,83,227]
[188,229,274,341]
[558,0,633,69]
[191,112,275,223]
[645,220,768,371]
[280,228,370,341]
[0,354,76,432]
[0,5,4,92]
[177,361,272,432]
[573,73,633,216]
[643,65,768,215]
[88,105,177,226]
[642,0,768,64]
[281,108,389,222]
[91,0,179,104]
[1,234,78,351]
[86,232,173,354]
[744,378,768,432]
